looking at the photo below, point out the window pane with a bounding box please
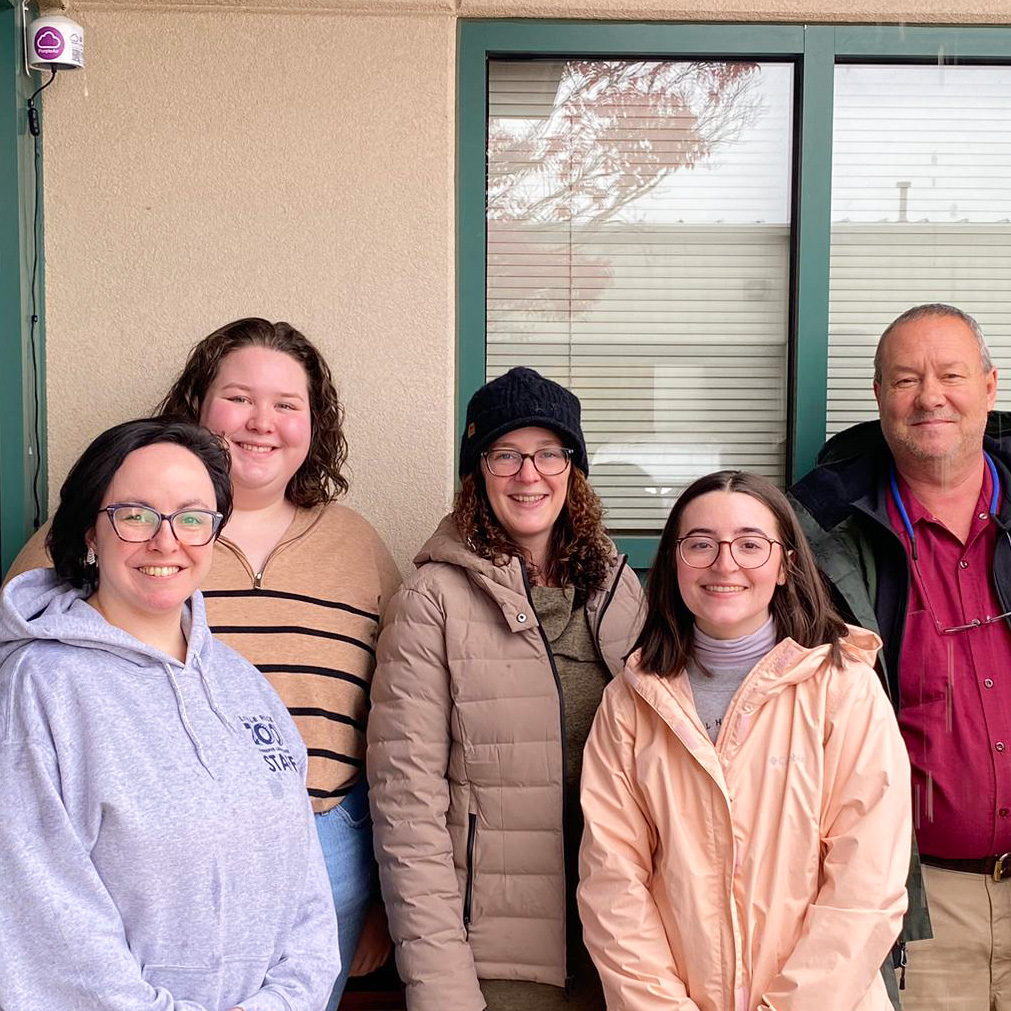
[828,65,1011,436]
[487,59,794,534]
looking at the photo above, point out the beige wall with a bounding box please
[39,0,1011,569]
[42,6,456,570]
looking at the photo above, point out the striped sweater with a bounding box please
[4,502,402,815]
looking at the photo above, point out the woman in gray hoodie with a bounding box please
[0,417,339,1011]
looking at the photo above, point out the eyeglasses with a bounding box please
[482,447,574,477]
[909,552,1011,635]
[676,535,783,570]
[102,503,223,546]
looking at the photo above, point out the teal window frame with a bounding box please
[0,0,46,574]
[458,20,1011,569]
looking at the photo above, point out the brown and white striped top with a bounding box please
[204,503,401,813]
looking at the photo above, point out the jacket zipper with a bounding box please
[854,503,908,677]
[893,938,908,990]
[630,679,741,1010]
[218,538,286,591]
[463,812,477,931]
[520,563,573,990]
[587,556,628,670]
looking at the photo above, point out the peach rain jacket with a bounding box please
[578,627,911,1011]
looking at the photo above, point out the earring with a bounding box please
[85,547,96,566]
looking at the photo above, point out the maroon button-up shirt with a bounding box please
[887,464,1011,858]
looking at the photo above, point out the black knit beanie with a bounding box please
[459,367,589,478]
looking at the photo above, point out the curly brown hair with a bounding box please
[452,467,613,593]
[157,318,348,507]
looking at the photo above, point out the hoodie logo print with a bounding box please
[240,714,299,774]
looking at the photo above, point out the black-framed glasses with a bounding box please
[482,447,574,477]
[102,503,223,546]
[676,534,783,570]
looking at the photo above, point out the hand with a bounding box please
[349,901,392,976]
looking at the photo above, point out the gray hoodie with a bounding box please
[0,568,339,1011]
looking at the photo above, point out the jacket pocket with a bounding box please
[463,812,477,932]
[142,956,267,1008]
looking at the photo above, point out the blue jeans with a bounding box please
[315,777,375,1011]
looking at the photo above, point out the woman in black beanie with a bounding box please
[368,367,643,1011]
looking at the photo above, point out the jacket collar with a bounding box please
[625,625,881,747]
[793,411,1011,534]
[414,513,627,633]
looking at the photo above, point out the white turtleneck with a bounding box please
[686,614,778,744]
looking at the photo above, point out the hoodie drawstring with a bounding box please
[194,655,235,733]
[166,664,216,779]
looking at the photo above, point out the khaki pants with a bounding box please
[899,862,1011,1010]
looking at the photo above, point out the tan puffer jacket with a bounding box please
[367,515,644,1011]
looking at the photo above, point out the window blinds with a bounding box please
[487,59,793,534]
[827,65,1011,437]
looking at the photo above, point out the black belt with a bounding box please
[921,853,1011,882]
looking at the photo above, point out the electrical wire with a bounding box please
[26,66,56,528]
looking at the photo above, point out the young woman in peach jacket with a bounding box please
[578,470,911,1011]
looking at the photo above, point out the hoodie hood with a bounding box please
[0,567,228,776]
[0,567,213,670]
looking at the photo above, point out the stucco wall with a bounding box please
[41,8,455,570]
[38,0,1011,569]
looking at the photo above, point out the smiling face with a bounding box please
[481,426,571,568]
[88,443,218,638]
[199,346,312,507]
[675,490,786,640]
[874,314,997,480]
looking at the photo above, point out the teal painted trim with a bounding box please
[834,25,1011,60]
[457,21,488,450]
[790,26,835,483]
[460,20,806,56]
[615,536,657,572]
[0,0,46,574]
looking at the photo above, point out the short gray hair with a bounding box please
[874,303,992,384]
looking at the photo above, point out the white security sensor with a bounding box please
[27,14,84,71]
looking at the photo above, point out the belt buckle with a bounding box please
[994,853,1011,882]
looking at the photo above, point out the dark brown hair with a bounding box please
[452,466,613,593]
[634,470,847,676]
[48,417,233,590]
[157,318,348,506]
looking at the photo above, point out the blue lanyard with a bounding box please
[889,451,1000,561]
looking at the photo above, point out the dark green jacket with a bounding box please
[790,411,1011,1004]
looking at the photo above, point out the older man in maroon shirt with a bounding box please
[791,303,1011,1008]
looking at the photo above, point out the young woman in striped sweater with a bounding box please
[159,319,401,1008]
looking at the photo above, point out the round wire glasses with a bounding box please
[676,534,783,569]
